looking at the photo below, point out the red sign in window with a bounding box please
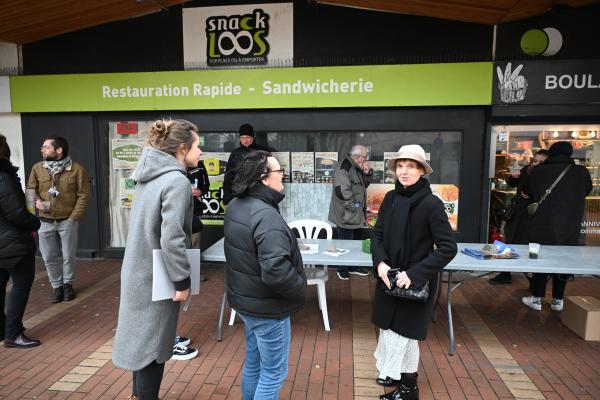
[116,122,138,135]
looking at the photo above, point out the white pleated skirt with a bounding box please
[374,328,420,380]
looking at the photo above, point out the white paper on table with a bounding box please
[152,249,200,306]
[322,248,349,257]
[300,243,319,254]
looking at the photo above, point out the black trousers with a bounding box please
[132,361,165,400]
[0,253,36,340]
[530,273,571,299]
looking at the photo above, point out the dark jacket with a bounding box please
[524,155,592,245]
[222,142,274,205]
[370,183,457,340]
[224,184,307,318]
[0,158,41,261]
[504,165,533,244]
[328,155,370,229]
[187,163,210,233]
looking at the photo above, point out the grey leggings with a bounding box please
[132,361,165,400]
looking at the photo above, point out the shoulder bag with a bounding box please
[527,165,572,217]
[383,268,429,302]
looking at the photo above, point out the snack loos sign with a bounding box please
[183,3,293,68]
[493,60,600,105]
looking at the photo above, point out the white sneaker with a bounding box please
[522,296,542,311]
[171,343,198,361]
[175,335,190,347]
[551,298,564,311]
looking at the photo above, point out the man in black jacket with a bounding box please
[521,141,592,311]
[0,134,42,348]
[222,124,274,205]
[224,151,306,400]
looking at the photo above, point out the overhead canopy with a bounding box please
[0,0,598,45]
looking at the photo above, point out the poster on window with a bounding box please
[182,3,293,69]
[112,139,145,169]
[314,152,338,183]
[383,152,398,183]
[291,152,314,183]
[119,178,136,209]
[370,161,385,184]
[366,183,459,231]
[201,152,230,225]
[272,152,290,182]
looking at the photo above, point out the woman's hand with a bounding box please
[396,271,412,289]
[377,261,392,289]
[173,288,191,302]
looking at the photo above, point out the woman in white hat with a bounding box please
[370,144,457,400]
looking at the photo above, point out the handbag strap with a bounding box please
[538,164,572,206]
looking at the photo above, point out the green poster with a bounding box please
[10,63,492,112]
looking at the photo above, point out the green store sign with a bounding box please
[10,63,492,112]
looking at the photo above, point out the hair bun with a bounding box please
[151,120,168,139]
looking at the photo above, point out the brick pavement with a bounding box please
[0,258,599,399]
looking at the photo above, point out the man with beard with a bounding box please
[27,137,90,303]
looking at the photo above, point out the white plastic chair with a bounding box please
[229,219,333,331]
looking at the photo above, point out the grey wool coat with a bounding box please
[112,147,193,371]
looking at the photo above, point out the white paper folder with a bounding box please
[152,249,201,302]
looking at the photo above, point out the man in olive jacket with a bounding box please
[328,144,371,279]
[27,137,90,303]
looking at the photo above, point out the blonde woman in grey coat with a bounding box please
[112,119,202,400]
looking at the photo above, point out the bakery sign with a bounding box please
[493,60,600,105]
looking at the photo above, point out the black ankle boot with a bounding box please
[380,373,418,400]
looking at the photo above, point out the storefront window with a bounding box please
[491,124,600,245]
[107,122,462,247]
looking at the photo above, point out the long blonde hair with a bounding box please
[146,119,198,156]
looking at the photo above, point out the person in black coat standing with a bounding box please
[224,150,306,400]
[489,149,549,285]
[371,145,457,400]
[521,141,592,312]
[222,124,275,205]
[0,134,42,348]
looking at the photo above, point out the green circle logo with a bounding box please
[520,29,548,55]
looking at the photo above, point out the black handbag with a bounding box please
[383,268,429,302]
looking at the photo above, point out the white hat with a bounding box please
[386,144,433,175]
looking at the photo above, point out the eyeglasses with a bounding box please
[268,168,285,176]
[40,145,54,150]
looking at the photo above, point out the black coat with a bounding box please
[524,155,592,245]
[370,185,457,340]
[224,184,307,319]
[504,165,533,244]
[0,159,41,262]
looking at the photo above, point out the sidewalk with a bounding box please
[0,258,599,399]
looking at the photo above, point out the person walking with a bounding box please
[489,149,548,285]
[27,136,90,302]
[0,134,42,349]
[521,141,592,311]
[224,150,307,400]
[328,144,372,279]
[370,145,457,400]
[112,119,202,400]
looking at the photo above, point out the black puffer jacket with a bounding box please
[224,184,307,318]
[0,158,41,260]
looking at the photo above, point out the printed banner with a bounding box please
[10,62,493,112]
[111,139,145,169]
[314,152,338,183]
[119,178,136,209]
[183,3,293,68]
[367,183,459,230]
[291,152,315,183]
[201,152,230,225]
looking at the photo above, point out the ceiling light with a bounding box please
[571,131,578,138]
[552,131,559,138]
[592,131,597,138]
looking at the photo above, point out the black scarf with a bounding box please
[390,177,431,268]
[0,158,21,185]
[247,183,285,212]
